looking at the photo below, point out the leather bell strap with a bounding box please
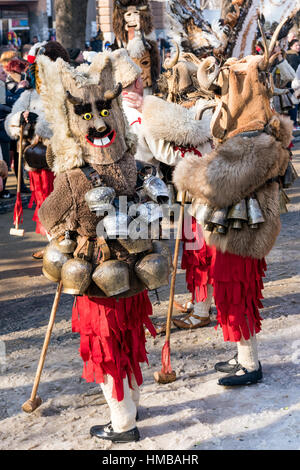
[80,166,102,188]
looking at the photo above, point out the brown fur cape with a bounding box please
[173,114,293,259]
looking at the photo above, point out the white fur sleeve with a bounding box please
[4,90,31,139]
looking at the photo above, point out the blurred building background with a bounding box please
[0,0,297,46]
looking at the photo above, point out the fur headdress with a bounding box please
[111,48,142,88]
[113,0,153,43]
[37,53,136,174]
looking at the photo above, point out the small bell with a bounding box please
[282,162,298,189]
[194,204,214,226]
[279,189,289,214]
[280,93,293,111]
[247,196,265,229]
[208,207,229,234]
[58,231,77,254]
[227,199,248,229]
[143,175,170,204]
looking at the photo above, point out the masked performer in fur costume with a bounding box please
[173,49,293,385]
[5,41,70,258]
[112,46,217,328]
[36,52,171,442]
[112,0,160,94]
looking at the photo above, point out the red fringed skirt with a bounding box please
[28,169,54,236]
[72,291,156,401]
[181,216,215,302]
[212,250,267,342]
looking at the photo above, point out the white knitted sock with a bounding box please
[237,332,259,373]
[100,375,137,433]
[130,375,140,408]
[193,284,213,318]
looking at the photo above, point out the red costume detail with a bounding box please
[130,117,142,126]
[72,291,156,401]
[181,216,215,302]
[173,145,202,158]
[28,169,54,235]
[212,250,266,342]
[161,340,172,374]
[13,192,23,226]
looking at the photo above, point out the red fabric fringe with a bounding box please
[181,216,215,302]
[212,250,266,342]
[13,192,23,226]
[28,169,54,235]
[161,341,172,374]
[72,291,156,401]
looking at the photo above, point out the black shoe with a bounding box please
[218,362,263,386]
[0,190,14,199]
[90,423,140,443]
[214,353,238,373]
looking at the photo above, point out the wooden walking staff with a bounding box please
[154,191,186,384]
[10,124,25,236]
[22,281,63,413]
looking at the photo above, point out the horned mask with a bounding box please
[37,53,134,173]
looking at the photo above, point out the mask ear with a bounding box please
[36,55,84,174]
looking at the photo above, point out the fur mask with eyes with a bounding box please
[37,53,135,172]
[65,80,127,165]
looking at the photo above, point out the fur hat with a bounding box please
[27,41,70,64]
[5,58,27,74]
[67,48,81,61]
[111,48,142,88]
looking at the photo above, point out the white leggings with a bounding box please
[100,374,140,433]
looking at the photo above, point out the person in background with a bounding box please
[67,48,84,67]
[0,60,29,199]
[0,50,18,71]
[21,44,32,62]
[32,36,39,45]
[286,39,300,72]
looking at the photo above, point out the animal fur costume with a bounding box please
[174,54,293,345]
[4,42,69,236]
[135,91,216,324]
[36,52,160,437]
[112,0,160,94]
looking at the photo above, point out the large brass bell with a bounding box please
[247,196,265,229]
[92,260,130,297]
[227,199,247,229]
[42,240,72,282]
[118,236,152,254]
[58,231,77,254]
[134,253,170,290]
[61,258,93,295]
[208,207,229,234]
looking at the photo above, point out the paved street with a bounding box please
[0,143,300,450]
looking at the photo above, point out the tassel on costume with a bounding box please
[13,192,23,226]
[212,250,266,342]
[72,291,156,402]
[181,216,215,302]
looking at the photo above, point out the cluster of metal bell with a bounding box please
[195,196,265,235]
[43,234,171,297]
[272,91,297,114]
[43,177,172,297]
